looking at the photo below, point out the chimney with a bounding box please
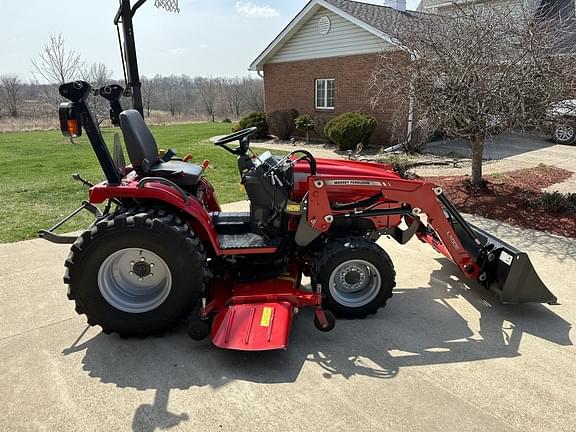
[382,0,407,11]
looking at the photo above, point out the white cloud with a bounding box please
[234,2,280,18]
[165,47,188,56]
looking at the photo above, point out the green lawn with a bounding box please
[0,122,259,243]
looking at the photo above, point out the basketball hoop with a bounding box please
[154,0,179,13]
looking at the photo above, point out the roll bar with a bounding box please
[114,0,147,116]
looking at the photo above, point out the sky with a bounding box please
[0,0,420,81]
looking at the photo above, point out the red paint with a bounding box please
[211,302,294,351]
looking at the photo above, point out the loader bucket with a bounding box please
[455,222,558,305]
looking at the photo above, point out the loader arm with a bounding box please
[306,175,557,304]
[309,176,481,280]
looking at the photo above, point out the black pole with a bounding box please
[119,0,144,116]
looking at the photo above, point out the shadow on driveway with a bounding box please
[62,260,572,432]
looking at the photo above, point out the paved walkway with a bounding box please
[1,202,575,431]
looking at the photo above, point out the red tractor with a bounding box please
[41,0,556,351]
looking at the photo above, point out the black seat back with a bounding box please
[119,110,159,172]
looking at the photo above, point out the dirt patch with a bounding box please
[426,166,576,238]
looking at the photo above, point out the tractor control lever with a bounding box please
[72,173,94,188]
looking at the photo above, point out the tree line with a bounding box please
[0,33,263,123]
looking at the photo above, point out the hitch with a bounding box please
[39,201,102,244]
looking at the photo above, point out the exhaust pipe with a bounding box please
[438,193,558,305]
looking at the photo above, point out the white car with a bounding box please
[548,100,576,145]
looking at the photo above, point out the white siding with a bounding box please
[268,8,393,64]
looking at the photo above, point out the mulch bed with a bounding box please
[425,166,576,238]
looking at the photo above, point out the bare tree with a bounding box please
[241,77,264,112]
[81,63,114,121]
[0,74,22,117]
[141,75,160,118]
[369,2,576,185]
[164,75,181,117]
[81,63,112,87]
[197,77,220,122]
[221,77,244,118]
[31,33,83,84]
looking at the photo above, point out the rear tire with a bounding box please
[317,237,395,319]
[65,208,207,337]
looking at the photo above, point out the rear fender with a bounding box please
[89,181,220,253]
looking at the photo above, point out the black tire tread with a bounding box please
[317,237,396,319]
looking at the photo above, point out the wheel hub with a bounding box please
[132,260,152,278]
[97,248,172,314]
[340,266,366,291]
[329,259,382,308]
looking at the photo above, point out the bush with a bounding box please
[295,114,315,131]
[295,114,315,144]
[238,112,269,139]
[324,112,377,150]
[267,109,298,140]
[540,192,576,214]
[222,118,232,123]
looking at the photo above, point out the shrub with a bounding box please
[324,112,377,150]
[222,118,232,123]
[313,113,333,141]
[267,109,298,140]
[295,114,315,144]
[540,192,576,214]
[238,112,269,139]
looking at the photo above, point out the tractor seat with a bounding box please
[119,109,202,187]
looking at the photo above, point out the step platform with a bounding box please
[213,212,282,253]
[211,302,294,351]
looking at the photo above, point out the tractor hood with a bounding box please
[292,158,403,202]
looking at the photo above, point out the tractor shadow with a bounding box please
[63,258,571,432]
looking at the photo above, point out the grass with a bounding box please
[0,122,268,243]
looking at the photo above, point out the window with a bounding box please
[315,79,335,110]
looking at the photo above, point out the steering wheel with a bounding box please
[214,127,258,156]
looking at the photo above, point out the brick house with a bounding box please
[249,0,417,146]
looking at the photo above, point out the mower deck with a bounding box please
[203,266,320,351]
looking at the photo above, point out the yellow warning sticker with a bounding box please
[260,307,273,327]
[286,204,301,213]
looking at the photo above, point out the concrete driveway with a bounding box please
[419,133,576,193]
[1,207,575,432]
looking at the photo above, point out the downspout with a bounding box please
[384,52,415,154]
[406,53,416,146]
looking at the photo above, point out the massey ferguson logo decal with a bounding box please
[326,180,392,187]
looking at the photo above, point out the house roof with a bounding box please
[249,0,419,71]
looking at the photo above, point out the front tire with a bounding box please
[317,238,396,319]
[65,208,207,337]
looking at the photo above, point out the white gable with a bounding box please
[267,7,394,65]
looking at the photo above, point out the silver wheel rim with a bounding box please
[328,259,381,308]
[98,248,172,314]
[555,125,574,142]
